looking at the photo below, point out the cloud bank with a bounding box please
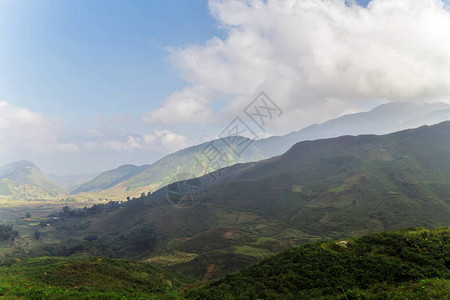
[148,0,450,132]
[0,101,78,155]
[82,129,189,153]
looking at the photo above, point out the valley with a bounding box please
[0,117,449,299]
[0,122,448,298]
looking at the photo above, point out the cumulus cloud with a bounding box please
[85,128,104,137]
[82,129,190,153]
[0,101,79,155]
[151,0,450,132]
[145,129,190,151]
[142,86,213,125]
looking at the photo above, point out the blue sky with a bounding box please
[0,0,220,126]
[1,0,374,129]
[1,0,450,174]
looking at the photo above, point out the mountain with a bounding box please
[0,161,63,199]
[72,101,450,200]
[71,137,266,199]
[194,121,450,240]
[70,164,151,194]
[47,172,100,192]
[44,122,450,280]
[256,101,450,157]
[187,227,450,299]
[118,137,265,191]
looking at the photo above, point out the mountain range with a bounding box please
[47,172,99,192]
[1,101,449,202]
[42,121,450,280]
[67,101,450,200]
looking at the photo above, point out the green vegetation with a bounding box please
[187,227,450,299]
[0,256,184,299]
[146,250,198,266]
[0,224,18,241]
[328,184,348,193]
[1,227,448,299]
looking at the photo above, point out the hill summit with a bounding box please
[0,160,62,199]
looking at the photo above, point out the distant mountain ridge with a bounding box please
[70,136,266,198]
[73,101,450,199]
[47,172,100,192]
[70,164,151,194]
[0,160,63,199]
[256,101,450,157]
[50,121,450,280]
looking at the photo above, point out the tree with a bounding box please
[84,234,98,242]
[62,206,71,214]
[0,224,18,240]
[25,212,31,218]
[34,230,41,240]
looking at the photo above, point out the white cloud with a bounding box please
[149,129,190,151]
[0,101,79,155]
[142,86,213,125]
[153,0,450,132]
[85,128,104,137]
[82,129,190,153]
[55,143,80,153]
[103,136,145,152]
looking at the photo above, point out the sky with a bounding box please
[1,0,450,174]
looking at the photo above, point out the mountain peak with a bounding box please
[0,160,62,198]
[0,160,36,177]
[3,160,35,168]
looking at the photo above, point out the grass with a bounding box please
[145,251,198,266]
[0,256,185,299]
[328,184,348,193]
[233,245,272,257]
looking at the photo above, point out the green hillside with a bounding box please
[187,227,450,299]
[70,164,150,194]
[38,122,450,281]
[203,121,450,237]
[1,227,448,299]
[123,137,265,190]
[72,137,266,200]
[0,256,185,299]
[0,161,63,200]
